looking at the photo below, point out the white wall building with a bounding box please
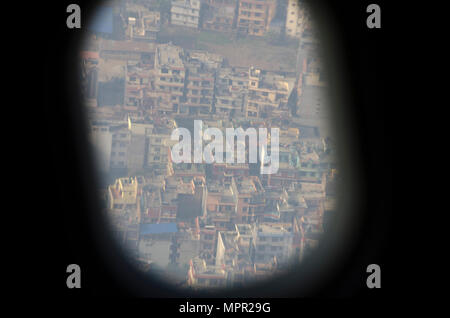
[171,0,201,29]
[254,223,293,263]
[285,0,308,38]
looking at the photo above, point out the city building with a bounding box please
[125,4,161,42]
[285,0,312,38]
[231,176,266,223]
[254,223,294,263]
[245,67,296,118]
[215,67,248,117]
[179,52,221,115]
[170,0,201,29]
[236,0,277,36]
[124,61,153,107]
[203,0,238,32]
[187,257,228,288]
[153,43,186,114]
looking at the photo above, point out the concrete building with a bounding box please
[236,0,277,36]
[180,54,217,115]
[124,61,153,107]
[153,43,186,114]
[199,225,218,264]
[146,124,177,174]
[203,0,238,32]
[107,177,141,230]
[187,257,228,288]
[215,67,248,117]
[231,176,265,223]
[245,67,295,118]
[170,0,201,29]
[215,230,252,270]
[125,4,161,42]
[285,0,312,38]
[254,223,293,263]
[110,124,131,169]
[138,223,178,268]
[297,61,330,119]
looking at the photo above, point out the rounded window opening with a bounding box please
[80,0,349,294]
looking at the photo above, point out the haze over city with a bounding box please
[80,0,338,290]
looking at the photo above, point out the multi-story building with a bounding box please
[205,179,237,215]
[124,61,153,107]
[254,223,294,263]
[188,257,228,288]
[297,59,329,119]
[245,67,296,118]
[236,0,277,36]
[180,54,218,115]
[199,225,218,263]
[146,128,172,172]
[231,176,266,223]
[215,67,247,117]
[285,0,312,38]
[107,177,140,218]
[110,124,131,169]
[202,0,238,32]
[125,4,161,42]
[215,230,253,271]
[170,0,201,29]
[153,43,186,114]
[138,223,178,267]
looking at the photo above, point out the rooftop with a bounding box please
[156,43,185,68]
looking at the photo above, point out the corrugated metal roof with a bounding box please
[140,223,178,235]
